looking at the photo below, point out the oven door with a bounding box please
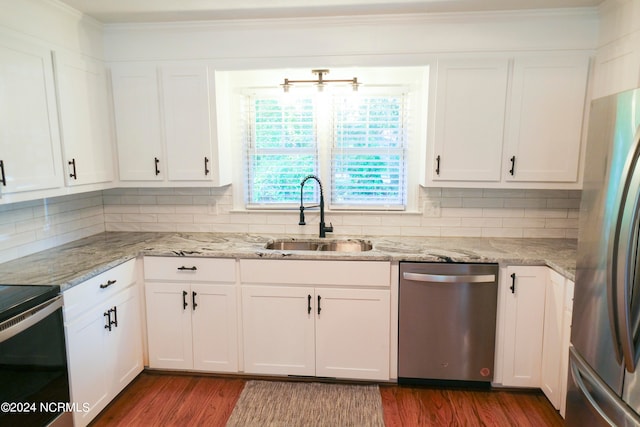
[0,295,72,427]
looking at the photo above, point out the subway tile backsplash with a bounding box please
[0,192,105,264]
[0,186,579,263]
[102,187,580,239]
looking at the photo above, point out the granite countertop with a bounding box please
[0,232,577,291]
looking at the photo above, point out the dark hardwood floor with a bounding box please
[91,372,563,426]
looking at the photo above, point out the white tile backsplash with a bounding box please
[0,192,105,263]
[0,186,580,264]
[102,186,581,239]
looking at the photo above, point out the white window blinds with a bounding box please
[244,89,408,210]
[331,94,407,209]
[246,95,317,206]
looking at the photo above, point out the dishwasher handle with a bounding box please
[402,272,496,284]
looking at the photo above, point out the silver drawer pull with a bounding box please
[402,272,496,284]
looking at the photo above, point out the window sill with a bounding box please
[230,208,422,215]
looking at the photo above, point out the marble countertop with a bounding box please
[0,232,577,291]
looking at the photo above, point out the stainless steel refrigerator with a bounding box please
[566,88,640,426]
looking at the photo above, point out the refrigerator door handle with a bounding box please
[613,130,640,373]
[570,347,640,426]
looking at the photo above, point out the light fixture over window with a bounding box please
[281,69,360,93]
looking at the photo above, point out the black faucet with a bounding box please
[299,174,333,238]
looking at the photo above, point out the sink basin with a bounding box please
[264,239,373,252]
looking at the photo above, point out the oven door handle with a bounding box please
[0,295,63,344]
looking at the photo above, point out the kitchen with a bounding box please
[0,0,639,425]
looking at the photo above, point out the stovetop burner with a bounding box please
[0,284,60,323]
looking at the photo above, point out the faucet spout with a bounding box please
[299,175,333,238]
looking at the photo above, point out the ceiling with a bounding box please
[57,0,603,23]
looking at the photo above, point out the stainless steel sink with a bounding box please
[264,239,373,252]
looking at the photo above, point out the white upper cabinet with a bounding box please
[426,54,590,189]
[162,65,214,182]
[110,63,164,181]
[0,34,64,197]
[110,62,231,187]
[54,51,114,186]
[504,55,589,183]
[431,58,509,182]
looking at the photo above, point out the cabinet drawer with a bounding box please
[239,259,390,287]
[143,257,235,283]
[63,259,137,322]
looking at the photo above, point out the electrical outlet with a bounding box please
[423,201,441,217]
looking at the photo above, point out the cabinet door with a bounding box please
[54,51,114,186]
[161,65,214,182]
[242,285,315,376]
[191,284,238,372]
[315,288,390,380]
[65,307,111,427]
[541,269,566,409]
[431,58,509,182]
[559,279,575,418]
[109,286,143,394]
[503,55,589,182]
[500,266,546,387]
[145,282,193,369]
[111,63,164,181]
[0,34,63,194]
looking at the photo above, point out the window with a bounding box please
[240,68,424,211]
[245,95,317,206]
[331,94,406,209]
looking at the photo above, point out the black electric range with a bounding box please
[0,284,60,323]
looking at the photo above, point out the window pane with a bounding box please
[249,154,316,204]
[331,94,407,207]
[247,95,318,205]
[332,153,403,205]
[254,98,315,149]
[334,96,403,149]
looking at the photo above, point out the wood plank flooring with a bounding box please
[91,372,563,426]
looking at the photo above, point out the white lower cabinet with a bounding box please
[314,287,390,380]
[143,257,238,372]
[541,270,575,417]
[242,285,315,376]
[63,259,143,427]
[240,259,391,381]
[496,266,547,387]
[145,282,238,371]
[495,265,575,418]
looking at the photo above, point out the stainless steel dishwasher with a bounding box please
[398,262,498,385]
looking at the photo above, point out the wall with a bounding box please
[103,187,580,239]
[0,192,105,264]
[592,0,640,97]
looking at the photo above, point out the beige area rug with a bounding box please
[226,380,385,427]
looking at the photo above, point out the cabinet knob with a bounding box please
[435,155,441,176]
[509,156,516,176]
[154,157,160,176]
[510,273,516,294]
[204,157,210,176]
[182,290,188,310]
